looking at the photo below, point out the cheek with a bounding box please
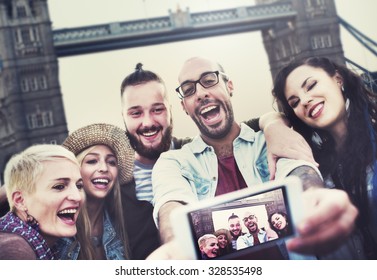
[80,167,92,181]
[30,196,58,223]
[110,166,119,179]
[293,107,306,120]
[125,119,140,133]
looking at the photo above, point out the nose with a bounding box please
[67,186,83,202]
[98,159,108,172]
[301,93,313,107]
[195,83,209,100]
[141,112,154,128]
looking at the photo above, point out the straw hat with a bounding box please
[62,123,134,185]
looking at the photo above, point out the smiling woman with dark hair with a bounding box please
[272,56,377,259]
[268,212,291,238]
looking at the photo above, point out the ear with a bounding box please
[227,80,234,96]
[334,72,344,85]
[12,191,26,211]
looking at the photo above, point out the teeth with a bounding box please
[201,106,217,115]
[311,103,323,117]
[93,178,109,184]
[142,131,157,137]
[58,209,77,214]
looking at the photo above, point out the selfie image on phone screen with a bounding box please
[188,186,294,260]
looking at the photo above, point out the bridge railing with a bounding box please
[52,2,295,47]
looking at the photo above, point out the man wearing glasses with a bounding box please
[150,56,358,259]
[237,212,269,250]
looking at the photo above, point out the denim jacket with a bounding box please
[152,124,319,223]
[55,210,127,260]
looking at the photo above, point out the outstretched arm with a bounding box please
[287,166,358,255]
[158,201,184,244]
[260,112,318,179]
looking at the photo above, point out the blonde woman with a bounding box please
[0,144,84,259]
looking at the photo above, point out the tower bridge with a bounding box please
[0,0,376,188]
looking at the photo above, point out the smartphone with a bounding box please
[170,176,304,260]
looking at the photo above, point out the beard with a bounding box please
[193,99,234,140]
[230,230,241,239]
[127,125,173,161]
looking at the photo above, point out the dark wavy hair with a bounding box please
[272,57,377,253]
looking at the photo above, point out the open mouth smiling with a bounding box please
[57,208,78,222]
[308,102,324,118]
[200,105,220,121]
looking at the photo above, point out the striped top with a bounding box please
[134,160,154,203]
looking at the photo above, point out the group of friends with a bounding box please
[0,55,376,260]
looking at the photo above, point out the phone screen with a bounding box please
[187,186,295,260]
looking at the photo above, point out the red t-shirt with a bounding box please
[215,155,247,196]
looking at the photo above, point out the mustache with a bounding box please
[137,125,162,134]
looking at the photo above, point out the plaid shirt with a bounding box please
[0,212,54,260]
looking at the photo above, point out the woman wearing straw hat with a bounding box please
[55,123,135,260]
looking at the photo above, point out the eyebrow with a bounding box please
[50,177,70,184]
[287,76,312,102]
[85,152,116,158]
[128,102,166,111]
[301,77,312,89]
[180,71,216,86]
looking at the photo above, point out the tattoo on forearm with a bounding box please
[289,166,323,191]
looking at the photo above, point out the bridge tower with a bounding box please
[0,0,68,182]
[257,0,345,79]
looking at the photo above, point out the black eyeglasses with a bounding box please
[175,71,228,99]
[243,215,256,223]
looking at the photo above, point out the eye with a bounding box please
[107,159,117,167]
[288,98,300,109]
[181,83,195,96]
[85,159,98,165]
[53,184,65,191]
[306,81,317,91]
[153,107,165,114]
[76,181,84,190]
[129,111,142,117]
[201,74,217,87]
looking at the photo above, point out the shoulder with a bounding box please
[0,232,36,259]
[172,136,193,149]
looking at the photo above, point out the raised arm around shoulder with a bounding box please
[260,112,318,180]
[259,111,290,131]
[288,165,323,191]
